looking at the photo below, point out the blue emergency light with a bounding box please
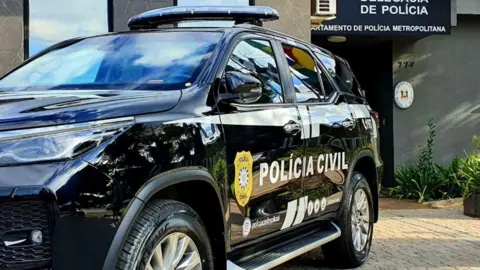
[128,6,280,30]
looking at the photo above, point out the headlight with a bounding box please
[0,117,134,166]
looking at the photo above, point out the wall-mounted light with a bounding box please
[327,36,347,43]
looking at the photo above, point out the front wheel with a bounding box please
[115,200,214,270]
[322,172,374,268]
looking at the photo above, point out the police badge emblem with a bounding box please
[234,151,253,207]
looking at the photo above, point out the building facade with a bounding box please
[0,0,478,187]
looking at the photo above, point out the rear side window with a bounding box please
[315,52,363,97]
[281,44,335,103]
[336,57,363,97]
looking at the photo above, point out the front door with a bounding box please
[217,37,305,245]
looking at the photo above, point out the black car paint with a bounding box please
[0,90,181,131]
[0,27,382,270]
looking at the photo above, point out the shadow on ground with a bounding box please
[275,237,480,269]
[274,206,480,270]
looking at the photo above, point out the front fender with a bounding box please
[102,167,226,270]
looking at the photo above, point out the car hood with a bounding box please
[0,90,182,131]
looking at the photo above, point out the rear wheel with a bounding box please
[322,172,374,268]
[115,200,214,270]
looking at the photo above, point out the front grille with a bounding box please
[0,201,52,269]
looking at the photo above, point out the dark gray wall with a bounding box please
[113,0,173,31]
[393,16,480,167]
[0,0,23,76]
[256,0,310,42]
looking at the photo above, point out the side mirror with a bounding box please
[220,71,262,104]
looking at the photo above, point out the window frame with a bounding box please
[214,32,296,108]
[277,40,340,105]
[309,45,369,105]
[314,50,355,96]
[335,56,366,99]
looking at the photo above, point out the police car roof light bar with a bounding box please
[128,6,280,30]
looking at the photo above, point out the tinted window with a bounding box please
[336,57,363,97]
[315,52,362,97]
[29,0,108,57]
[0,32,222,91]
[225,39,283,104]
[317,61,337,98]
[282,44,335,103]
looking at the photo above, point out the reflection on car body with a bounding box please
[0,6,382,270]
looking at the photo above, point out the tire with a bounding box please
[322,172,374,268]
[115,199,214,270]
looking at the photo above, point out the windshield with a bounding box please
[0,31,222,91]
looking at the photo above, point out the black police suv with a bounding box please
[0,6,383,270]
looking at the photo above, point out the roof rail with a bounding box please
[128,6,280,30]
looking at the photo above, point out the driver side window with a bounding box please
[225,39,284,104]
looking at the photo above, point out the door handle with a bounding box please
[342,119,357,131]
[283,121,302,135]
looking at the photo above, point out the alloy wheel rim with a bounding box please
[351,189,370,252]
[146,232,202,270]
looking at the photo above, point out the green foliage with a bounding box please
[473,135,480,153]
[417,118,436,171]
[390,118,443,203]
[390,118,480,203]
[390,163,452,203]
[458,152,480,198]
[389,165,421,201]
[435,157,463,198]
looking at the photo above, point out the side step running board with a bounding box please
[228,222,341,270]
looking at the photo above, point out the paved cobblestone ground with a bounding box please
[275,206,480,270]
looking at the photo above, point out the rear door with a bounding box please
[216,35,305,245]
[276,40,350,221]
[313,49,381,179]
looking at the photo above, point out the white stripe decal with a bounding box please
[165,107,298,126]
[293,196,308,226]
[297,106,310,140]
[302,119,311,140]
[311,120,320,139]
[220,108,298,126]
[164,105,370,132]
[281,200,297,230]
[305,104,370,137]
[349,104,370,119]
[303,105,349,139]
[370,116,378,138]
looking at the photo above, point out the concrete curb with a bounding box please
[422,198,463,208]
